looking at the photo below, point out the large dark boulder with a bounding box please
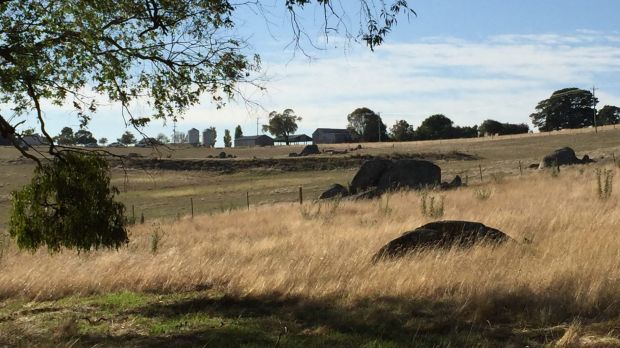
[350,159,393,194]
[319,184,349,200]
[538,147,592,169]
[372,220,512,262]
[376,160,441,191]
[299,145,320,156]
[350,159,441,195]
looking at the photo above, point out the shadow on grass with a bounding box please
[5,287,606,347]
[72,292,559,347]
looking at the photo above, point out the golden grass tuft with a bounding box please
[0,166,619,323]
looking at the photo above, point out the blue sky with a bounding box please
[34,1,620,145]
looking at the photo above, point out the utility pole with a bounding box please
[256,117,259,136]
[592,86,598,134]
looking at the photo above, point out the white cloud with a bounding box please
[37,30,620,144]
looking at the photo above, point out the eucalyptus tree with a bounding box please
[0,0,415,251]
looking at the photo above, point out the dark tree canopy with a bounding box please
[54,127,76,145]
[262,109,301,145]
[223,129,232,147]
[118,131,136,145]
[479,119,529,136]
[390,119,415,141]
[415,114,454,140]
[75,130,97,145]
[206,126,217,147]
[597,105,620,126]
[451,125,478,139]
[234,125,243,139]
[346,107,388,142]
[530,88,597,131]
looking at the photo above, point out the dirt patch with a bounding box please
[120,151,479,173]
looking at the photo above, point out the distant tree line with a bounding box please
[47,87,618,148]
[345,107,522,142]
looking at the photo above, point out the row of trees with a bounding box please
[345,108,523,142]
[218,88,620,146]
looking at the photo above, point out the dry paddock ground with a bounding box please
[0,127,620,346]
[1,168,620,346]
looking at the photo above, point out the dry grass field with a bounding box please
[1,163,620,346]
[0,127,620,346]
[1,125,619,227]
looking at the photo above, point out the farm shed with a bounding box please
[274,134,312,145]
[234,135,274,147]
[312,128,352,144]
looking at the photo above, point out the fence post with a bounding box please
[140,212,145,224]
[190,197,194,218]
[131,205,135,224]
[519,161,523,176]
[246,191,250,211]
[479,165,483,182]
[299,186,303,205]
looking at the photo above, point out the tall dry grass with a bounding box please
[1,165,619,320]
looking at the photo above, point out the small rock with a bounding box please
[299,145,320,156]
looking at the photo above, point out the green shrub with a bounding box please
[596,168,614,200]
[150,224,164,254]
[9,152,128,252]
[420,191,444,219]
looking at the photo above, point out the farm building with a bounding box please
[312,128,352,144]
[234,135,274,147]
[188,128,200,146]
[274,134,312,145]
[21,134,48,147]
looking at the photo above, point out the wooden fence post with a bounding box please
[131,205,135,224]
[140,212,145,224]
[246,191,250,211]
[479,165,483,182]
[519,161,523,176]
[299,186,303,205]
[190,197,194,218]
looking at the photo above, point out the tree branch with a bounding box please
[0,114,42,165]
